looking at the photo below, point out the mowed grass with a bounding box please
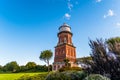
[0,72,47,80]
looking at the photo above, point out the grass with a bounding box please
[0,72,47,80]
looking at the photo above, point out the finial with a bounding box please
[63,23,69,26]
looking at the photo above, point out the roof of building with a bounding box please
[59,23,71,32]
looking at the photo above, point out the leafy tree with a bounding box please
[77,56,92,64]
[107,37,120,45]
[0,65,2,69]
[20,65,27,72]
[0,65,3,72]
[35,65,48,72]
[39,50,53,72]
[85,39,120,80]
[106,37,120,55]
[25,62,36,70]
[3,61,20,72]
[19,65,48,72]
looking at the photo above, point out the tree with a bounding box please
[3,61,20,72]
[35,65,48,72]
[77,56,92,64]
[0,65,3,72]
[20,65,27,72]
[85,39,120,80]
[25,62,37,70]
[106,37,120,55]
[0,65,2,70]
[39,50,53,72]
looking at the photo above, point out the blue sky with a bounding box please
[0,0,120,66]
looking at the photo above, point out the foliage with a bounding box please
[25,62,37,70]
[46,71,87,80]
[46,71,70,80]
[59,66,82,72]
[3,61,20,72]
[0,65,2,69]
[19,65,48,72]
[63,58,71,67]
[0,65,3,73]
[0,61,49,73]
[77,56,92,63]
[106,37,120,55]
[20,65,27,72]
[106,37,120,45]
[39,50,53,72]
[35,65,48,72]
[84,74,110,80]
[85,39,120,80]
[17,73,47,80]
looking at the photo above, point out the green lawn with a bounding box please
[0,72,47,80]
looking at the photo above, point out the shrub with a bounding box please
[46,71,87,80]
[84,74,111,80]
[86,39,120,80]
[59,66,82,72]
[46,71,70,80]
[19,65,48,72]
[70,67,82,71]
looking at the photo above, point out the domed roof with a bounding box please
[59,23,71,32]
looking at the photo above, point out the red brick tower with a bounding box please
[53,23,77,70]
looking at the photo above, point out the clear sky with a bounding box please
[0,0,120,66]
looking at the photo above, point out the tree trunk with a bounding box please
[47,60,50,72]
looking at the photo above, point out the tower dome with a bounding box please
[59,23,71,32]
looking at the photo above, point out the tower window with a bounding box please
[64,37,67,43]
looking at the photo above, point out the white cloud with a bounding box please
[104,9,115,18]
[116,22,120,28]
[64,13,71,20]
[63,0,74,20]
[108,9,114,16]
[68,2,73,11]
[96,0,102,3]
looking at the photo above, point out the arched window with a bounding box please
[64,37,67,43]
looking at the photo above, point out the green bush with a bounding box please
[59,66,82,72]
[46,72,70,80]
[84,74,110,80]
[46,71,87,80]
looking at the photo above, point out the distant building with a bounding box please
[53,23,77,70]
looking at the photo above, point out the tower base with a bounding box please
[52,62,78,71]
